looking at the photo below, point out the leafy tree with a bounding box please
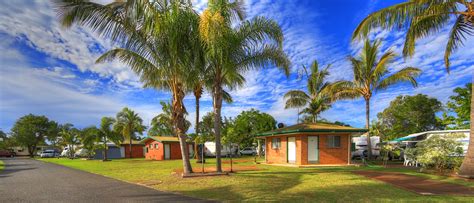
[45,121,60,149]
[332,39,421,159]
[149,101,191,136]
[284,60,335,123]
[227,109,277,154]
[376,94,443,141]
[0,130,15,150]
[443,83,472,129]
[351,0,474,177]
[115,107,146,158]
[11,114,57,157]
[199,0,290,172]
[59,123,80,159]
[88,117,122,161]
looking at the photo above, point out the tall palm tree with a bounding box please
[199,0,290,172]
[55,0,200,174]
[332,39,421,159]
[115,107,146,159]
[284,60,334,123]
[351,0,474,176]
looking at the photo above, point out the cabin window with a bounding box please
[272,138,281,149]
[155,144,159,149]
[326,136,341,148]
[149,144,152,150]
[146,147,148,153]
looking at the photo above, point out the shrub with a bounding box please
[415,133,465,172]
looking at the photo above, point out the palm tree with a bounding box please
[55,0,200,174]
[97,117,121,161]
[149,101,191,137]
[284,60,334,123]
[115,107,146,159]
[351,0,474,176]
[59,123,80,159]
[199,0,290,172]
[332,39,421,159]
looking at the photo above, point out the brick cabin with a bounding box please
[258,123,366,166]
[121,140,145,158]
[142,136,194,160]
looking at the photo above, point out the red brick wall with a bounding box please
[145,140,164,160]
[123,145,144,158]
[318,134,349,165]
[169,142,183,159]
[265,135,287,164]
[144,141,189,160]
[265,134,350,165]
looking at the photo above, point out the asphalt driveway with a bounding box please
[0,158,211,202]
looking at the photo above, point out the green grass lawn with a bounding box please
[39,157,474,202]
[0,160,4,171]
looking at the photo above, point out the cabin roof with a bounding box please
[256,123,367,137]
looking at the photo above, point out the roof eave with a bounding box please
[256,128,368,137]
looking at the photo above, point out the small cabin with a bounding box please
[142,136,194,160]
[257,123,367,166]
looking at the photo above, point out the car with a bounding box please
[0,149,16,157]
[240,147,257,156]
[40,150,59,158]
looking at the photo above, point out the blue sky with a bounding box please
[0,0,472,133]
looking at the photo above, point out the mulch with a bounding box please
[353,171,474,196]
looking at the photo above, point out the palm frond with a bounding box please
[445,14,474,69]
[377,67,421,90]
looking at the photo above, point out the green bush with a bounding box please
[415,133,465,172]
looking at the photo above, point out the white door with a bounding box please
[308,136,319,163]
[188,144,194,158]
[164,144,171,160]
[287,137,296,163]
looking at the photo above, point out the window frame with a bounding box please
[271,138,281,149]
[155,143,159,149]
[326,135,341,148]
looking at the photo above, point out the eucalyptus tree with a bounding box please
[115,107,146,159]
[284,60,334,123]
[332,39,421,159]
[352,0,474,175]
[55,0,201,174]
[199,0,290,172]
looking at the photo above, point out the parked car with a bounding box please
[240,147,257,156]
[40,150,59,158]
[0,149,16,157]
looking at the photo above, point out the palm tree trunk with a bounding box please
[194,89,201,162]
[103,137,108,161]
[213,83,223,173]
[459,81,474,177]
[365,98,372,160]
[172,85,193,174]
[129,137,132,158]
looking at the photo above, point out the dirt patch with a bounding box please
[222,159,253,164]
[353,171,474,196]
[173,165,260,174]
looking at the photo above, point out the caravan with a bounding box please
[203,142,239,157]
[352,134,381,159]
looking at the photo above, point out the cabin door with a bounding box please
[164,144,171,160]
[308,136,319,163]
[287,137,296,164]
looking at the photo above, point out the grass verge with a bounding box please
[0,160,4,171]
[39,157,474,202]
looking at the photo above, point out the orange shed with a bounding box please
[141,136,194,161]
[257,123,367,166]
